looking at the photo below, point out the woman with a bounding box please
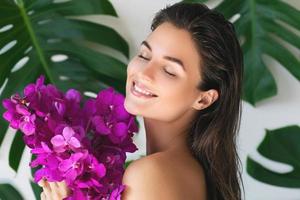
[39,2,244,200]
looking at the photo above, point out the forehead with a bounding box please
[145,22,201,73]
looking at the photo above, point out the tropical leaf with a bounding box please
[0,183,24,200]
[0,0,129,173]
[247,125,300,188]
[9,130,25,171]
[182,0,300,105]
[30,180,42,200]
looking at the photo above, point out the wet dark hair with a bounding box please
[151,2,244,200]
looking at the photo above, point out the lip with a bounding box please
[130,81,158,98]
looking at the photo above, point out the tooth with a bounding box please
[134,84,153,96]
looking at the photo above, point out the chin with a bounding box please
[124,97,139,116]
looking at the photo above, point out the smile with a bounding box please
[130,81,158,98]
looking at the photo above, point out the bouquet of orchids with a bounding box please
[2,75,138,200]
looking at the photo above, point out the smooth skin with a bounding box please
[121,148,207,200]
[122,22,218,199]
[39,22,217,199]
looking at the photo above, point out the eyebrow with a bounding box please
[141,40,186,71]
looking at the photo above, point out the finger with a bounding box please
[57,181,69,197]
[40,192,46,200]
[48,182,61,200]
[38,179,45,187]
[57,181,68,191]
[48,181,58,192]
[42,181,52,200]
[43,180,51,191]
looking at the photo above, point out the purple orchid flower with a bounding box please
[65,89,81,104]
[1,75,140,199]
[58,152,86,184]
[2,98,21,129]
[51,126,81,153]
[109,185,126,200]
[74,155,106,191]
[92,117,129,144]
[15,104,36,135]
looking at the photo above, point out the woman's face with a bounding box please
[124,22,203,122]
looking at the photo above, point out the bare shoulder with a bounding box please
[122,152,207,200]
[121,153,179,200]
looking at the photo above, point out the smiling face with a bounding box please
[124,22,204,122]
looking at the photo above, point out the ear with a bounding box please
[192,89,219,110]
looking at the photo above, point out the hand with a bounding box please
[38,179,70,200]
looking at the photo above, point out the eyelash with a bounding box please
[137,54,176,77]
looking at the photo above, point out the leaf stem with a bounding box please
[250,0,257,51]
[17,0,55,83]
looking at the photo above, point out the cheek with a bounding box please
[163,87,191,108]
[151,84,195,120]
[127,58,140,77]
[163,81,193,99]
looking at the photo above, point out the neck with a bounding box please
[143,108,197,156]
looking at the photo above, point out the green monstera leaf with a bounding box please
[247,125,300,188]
[30,180,43,200]
[182,0,300,106]
[0,183,24,199]
[0,0,129,172]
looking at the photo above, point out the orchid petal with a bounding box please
[65,169,78,183]
[47,155,60,169]
[62,126,75,141]
[95,163,106,178]
[51,135,65,147]
[24,83,35,96]
[90,178,103,187]
[112,93,124,106]
[36,75,45,88]
[41,142,52,153]
[68,137,81,148]
[59,159,73,172]
[112,105,130,121]
[10,119,20,129]
[20,121,35,135]
[3,111,13,122]
[65,89,81,103]
[34,168,47,183]
[113,122,128,137]
[72,152,84,162]
[54,102,65,116]
[16,104,30,116]
[92,116,110,135]
[2,99,14,110]
[97,87,114,106]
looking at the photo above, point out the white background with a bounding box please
[0,0,299,199]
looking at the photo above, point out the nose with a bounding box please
[139,60,157,82]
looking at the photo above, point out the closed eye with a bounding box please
[138,54,149,60]
[163,69,176,77]
[137,54,176,77]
